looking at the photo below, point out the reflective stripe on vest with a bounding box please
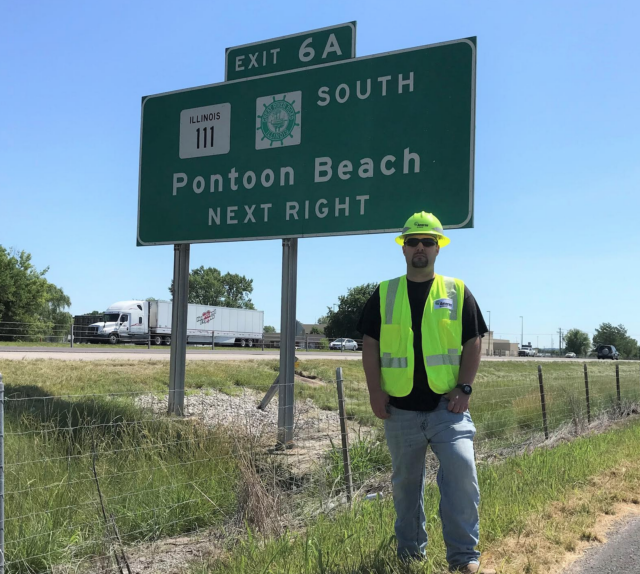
[384,277,401,325]
[444,276,458,321]
[381,353,408,368]
[425,349,461,367]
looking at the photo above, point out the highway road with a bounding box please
[563,515,640,574]
[0,346,633,363]
[0,346,363,361]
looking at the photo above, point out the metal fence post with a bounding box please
[583,363,591,424]
[0,373,5,574]
[277,238,297,449]
[70,324,74,348]
[616,363,621,412]
[537,365,549,440]
[168,244,190,416]
[336,367,353,504]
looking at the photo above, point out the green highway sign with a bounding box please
[225,22,356,81]
[138,38,476,246]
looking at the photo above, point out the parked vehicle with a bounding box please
[329,338,359,351]
[565,352,577,358]
[596,344,619,360]
[75,300,263,346]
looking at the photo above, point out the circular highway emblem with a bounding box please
[257,95,300,146]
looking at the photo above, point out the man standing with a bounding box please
[358,212,494,574]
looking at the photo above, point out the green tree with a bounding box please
[324,283,377,339]
[41,284,72,336]
[310,326,322,335]
[564,328,590,356]
[263,325,276,333]
[316,314,328,325]
[0,246,72,341]
[592,323,639,359]
[169,266,255,309]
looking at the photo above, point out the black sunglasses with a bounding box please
[404,237,438,248]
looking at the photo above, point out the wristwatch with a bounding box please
[455,384,473,396]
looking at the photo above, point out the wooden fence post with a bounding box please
[583,363,591,424]
[336,367,353,504]
[616,363,621,412]
[538,365,549,440]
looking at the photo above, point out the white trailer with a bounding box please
[82,300,264,346]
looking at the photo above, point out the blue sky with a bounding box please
[1,0,639,345]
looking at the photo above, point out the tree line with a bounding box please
[2,249,636,356]
[0,246,72,341]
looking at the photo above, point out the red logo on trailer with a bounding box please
[197,310,216,325]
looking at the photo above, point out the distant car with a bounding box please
[329,338,358,351]
[596,344,619,360]
[565,352,577,358]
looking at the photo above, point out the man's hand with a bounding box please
[370,389,390,419]
[444,390,470,413]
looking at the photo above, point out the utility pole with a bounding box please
[520,316,523,348]
[558,328,563,355]
[487,310,491,356]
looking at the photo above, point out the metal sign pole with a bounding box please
[277,238,297,448]
[168,244,190,415]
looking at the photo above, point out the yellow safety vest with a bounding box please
[379,274,464,396]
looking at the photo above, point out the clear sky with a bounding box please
[1,0,639,346]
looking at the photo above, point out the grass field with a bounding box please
[0,358,638,573]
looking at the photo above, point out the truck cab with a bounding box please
[89,301,149,344]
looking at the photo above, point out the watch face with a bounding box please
[458,384,472,395]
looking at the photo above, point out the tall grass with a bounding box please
[4,387,240,573]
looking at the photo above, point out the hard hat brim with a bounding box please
[395,233,450,247]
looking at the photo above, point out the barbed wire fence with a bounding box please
[0,362,638,573]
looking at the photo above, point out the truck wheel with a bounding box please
[240,339,247,347]
[109,333,119,345]
[153,335,163,346]
[248,339,254,348]
[164,337,171,346]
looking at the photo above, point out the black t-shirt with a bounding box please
[357,278,488,412]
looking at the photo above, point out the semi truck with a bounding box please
[75,300,263,346]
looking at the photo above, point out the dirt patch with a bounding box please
[52,530,227,574]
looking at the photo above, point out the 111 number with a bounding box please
[196,126,214,149]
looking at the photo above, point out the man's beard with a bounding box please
[411,255,429,268]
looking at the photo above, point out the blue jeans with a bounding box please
[384,397,480,568]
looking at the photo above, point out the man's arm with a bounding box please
[362,334,390,420]
[446,335,482,413]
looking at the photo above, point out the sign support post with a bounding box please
[168,244,190,415]
[277,238,297,448]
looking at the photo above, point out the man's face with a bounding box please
[402,234,440,269]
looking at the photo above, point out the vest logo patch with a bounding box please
[434,298,453,310]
